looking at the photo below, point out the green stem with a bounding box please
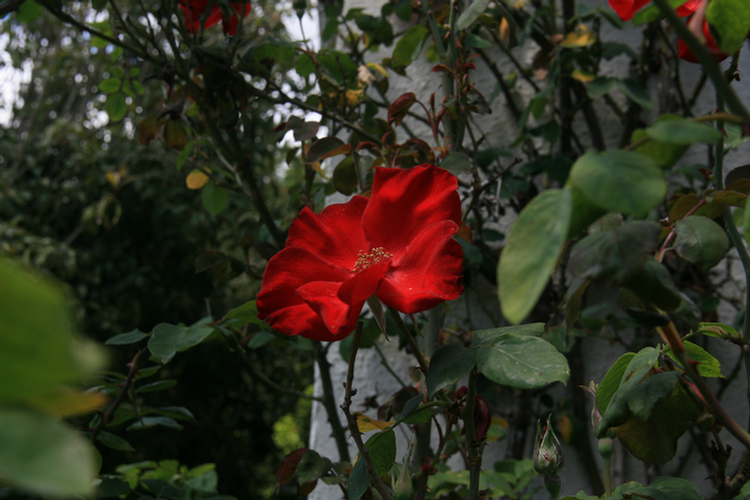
[312,341,351,463]
[465,368,483,500]
[387,306,429,371]
[603,456,612,497]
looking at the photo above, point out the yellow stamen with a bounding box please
[353,247,393,272]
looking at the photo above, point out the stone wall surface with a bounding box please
[306,1,750,497]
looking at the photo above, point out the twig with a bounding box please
[92,348,147,440]
[313,340,351,463]
[340,322,394,500]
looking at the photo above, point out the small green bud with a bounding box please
[533,416,565,477]
[598,437,614,460]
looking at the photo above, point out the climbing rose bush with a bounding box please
[257,165,464,341]
[179,0,250,35]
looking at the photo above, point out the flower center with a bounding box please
[352,247,393,272]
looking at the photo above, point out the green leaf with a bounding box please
[472,323,545,346]
[392,25,429,68]
[597,347,659,436]
[569,150,665,216]
[665,341,723,378]
[137,379,177,393]
[621,259,682,311]
[148,320,215,364]
[142,479,188,500]
[632,0,690,25]
[128,416,183,430]
[475,333,570,389]
[646,119,723,145]
[464,33,493,48]
[674,216,730,271]
[596,352,636,414]
[98,477,132,497]
[0,409,96,496]
[440,152,471,175]
[706,0,750,54]
[626,371,681,421]
[348,457,369,500]
[498,189,572,324]
[333,156,359,195]
[695,322,741,340]
[105,93,127,122]
[96,430,135,452]
[176,141,194,171]
[569,221,660,282]
[615,79,653,109]
[457,0,490,30]
[425,344,477,398]
[365,430,396,476]
[295,53,315,77]
[106,329,149,345]
[202,183,227,216]
[16,0,42,23]
[99,78,122,94]
[0,258,100,404]
[225,301,266,325]
[587,77,616,98]
[296,449,331,484]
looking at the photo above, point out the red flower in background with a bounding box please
[257,165,465,342]
[608,0,702,21]
[179,0,250,36]
[677,16,729,63]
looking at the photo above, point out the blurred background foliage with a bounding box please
[0,2,313,497]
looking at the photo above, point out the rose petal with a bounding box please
[257,247,352,340]
[287,196,369,271]
[297,281,360,336]
[377,220,464,314]
[362,165,461,257]
[608,0,649,21]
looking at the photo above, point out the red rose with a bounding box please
[677,16,729,63]
[608,0,700,21]
[179,0,250,36]
[257,165,465,341]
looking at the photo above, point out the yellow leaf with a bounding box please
[346,89,365,107]
[366,62,389,78]
[572,69,596,82]
[105,171,120,188]
[560,27,596,48]
[310,161,329,180]
[354,412,393,432]
[186,170,209,190]
[27,387,108,417]
[499,17,511,43]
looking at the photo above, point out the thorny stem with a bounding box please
[603,455,612,497]
[656,321,750,449]
[465,367,483,500]
[92,348,147,440]
[340,322,394,500]
[312,340,351,463]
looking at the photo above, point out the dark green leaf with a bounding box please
[348,457,369,500]
[498,189,572,324]
[471,323,545,346]
[295,53,315,77]
[569,221,660,282]
[333,156,358,195]
[627,371,681,421]
[569,150,665,216]
[595,352,636,414]
[224,301,266,325]
[307,137,346,162]
[96,430,135,452]
[148,320,215,364]
[674,216,730,271]
[128,416,183,430]
[137,379,177,393]
[621,259,683,311]
[440,152,471,175]
[464,33,493,49]
[106,329,149,345]
[99,78,122,94]
[142,479,187,500]
[16,0,42,23]
[587,77,615,98]
[98,477,131,497]
[296,449,331,484]
[425,344,477,398]
[365,430,396,476]
[615,79,653,109]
